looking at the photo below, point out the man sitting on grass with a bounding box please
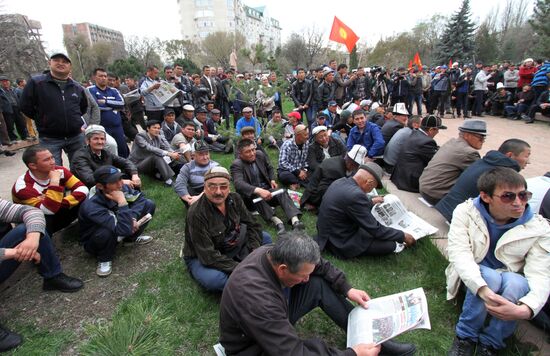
[446,167,550,356]
[78,166,156,277]
[219,231,416,356]
[182,167,271,292]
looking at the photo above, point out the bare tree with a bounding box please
[126,36,162,68]
[282,33,306,69]
[162,39,200,64]
[201,31,244,68]
[303,26,326,69]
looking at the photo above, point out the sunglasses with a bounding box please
[492,190,532,204]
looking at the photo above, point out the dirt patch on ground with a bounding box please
[0,223,182,351]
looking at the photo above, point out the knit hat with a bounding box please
[204,166,230,181]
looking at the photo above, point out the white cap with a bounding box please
[347,144,367,165]
[311,125,328,136]
[371,102,380,111]
[496,82,505,90]
[392,102,409,116]
[183,104,195,111]
[84,124,106,137]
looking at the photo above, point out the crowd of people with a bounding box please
[0,50,549,355]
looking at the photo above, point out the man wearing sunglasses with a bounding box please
[446,167,550,356]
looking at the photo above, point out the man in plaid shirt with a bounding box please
[277,124,310,190]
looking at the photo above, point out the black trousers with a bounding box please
[289,275,353,330]
[278,169,308,187]
[136,155,176,181]
[45,207,80,235]
[247,190,301,223]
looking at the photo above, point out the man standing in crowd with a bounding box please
[182,167,270,292]
[231,139,303,235]
[12,146,89,234]
[88,68,128,157]
[220,232,416,355]
[20,53,88,165]
[446,168,550,356]
[290,68,312,126]
[419,120,486,205]
[140,65,164,122]
[391,115,445,193]
[334,64,356,107]
[0,76,28,143]
[79,166,156,277]
[318,163,416,258]
[436,139,531,222]
[71,125,140,188]
[473,65,493,117]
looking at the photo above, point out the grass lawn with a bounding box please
[5,102,537,355]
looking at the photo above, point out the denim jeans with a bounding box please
[184,232,272,292]
[408,93,423,115]
[0,224,62,282]
[504,103,529,117]
[39,133,84,166]
[456,264,530,349]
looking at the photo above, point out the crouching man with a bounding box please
[78,166,156,277]
[446,167,550,356]
[182,167,272,292]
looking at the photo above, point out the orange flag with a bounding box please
[329,17,359,53]
[449,58,453,68]
[408,60,413,70]
[413,52,423,70]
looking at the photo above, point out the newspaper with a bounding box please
[347,288,431,346]
[151,81,183,106]
[371,194,437,240]
[123,89,141,104]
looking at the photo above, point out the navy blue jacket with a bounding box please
[78,185,150,243]
[20,72,88,138]
[435,150,521,222]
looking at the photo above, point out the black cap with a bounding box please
[164,108,175,116]
[196,106,208,114]
[93,166,123,185]
[194,140,210,152]
[421,115,447,130]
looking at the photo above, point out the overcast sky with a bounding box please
[2,0,534,53]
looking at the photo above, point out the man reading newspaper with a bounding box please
[446,167,550,356]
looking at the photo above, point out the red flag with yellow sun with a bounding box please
[329,17,359,53]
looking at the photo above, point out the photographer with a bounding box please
[455,66,472,118]
[391,67,410,111]
[430,66,450,116]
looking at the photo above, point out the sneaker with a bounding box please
[477,344,498,356]
[292,221,305,230]
[43,273,84,292]
[96,261,112,277]
[134,235,154,245]
[164,178,173,186]
[0,324,22,352]
[447,336,475,356]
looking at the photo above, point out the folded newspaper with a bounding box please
[152,81,183,106]
[371,194,437,240]
[347,288,431,346]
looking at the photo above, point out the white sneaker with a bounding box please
[164,178,173,186]
[394,242,405,253]
[97,261,112,277]
[134,235,153,245]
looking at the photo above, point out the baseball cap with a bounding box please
[164,108,175,116]
[311,126,327,136]
[328,100,337,107]
[50,52,71,63]
[421,115,447,129]
[347,144,367,165]
[287,111,301,120]
[93,166,123,185]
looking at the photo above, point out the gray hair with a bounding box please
[270,231,320,273]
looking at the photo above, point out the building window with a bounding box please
[195,0,212,7]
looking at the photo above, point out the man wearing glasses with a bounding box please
[182,167,271,292]
[419,120,487,205]
[446,167,550,356]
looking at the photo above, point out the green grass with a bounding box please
[6,101,539,355]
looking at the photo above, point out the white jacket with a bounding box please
[446,199,550,316]
[474,71,491,91]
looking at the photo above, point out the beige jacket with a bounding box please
[446,199,550,316]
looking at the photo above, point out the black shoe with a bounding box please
[380,339,416,356]
[292,221,305,231]
[0,324,22,352]
[43,273,84,293]
[275,223,286,235]
[447,336,475,356]
[477,344,498,356]
[1,150,15,156]
[525,119,535,124]
[464,115,472,118]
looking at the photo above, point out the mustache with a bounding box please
[213,194,225,199]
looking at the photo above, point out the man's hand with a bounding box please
[132,219,139,234]
[352,343,381,356]
[131,174,141,188]
[270,180,278,190]
[347,288,370,308]
[485,294,532,320]
[477,286,499,306]
[4,248,20,260]
[298,170,307,181]
[105,190,127,206]
[168,151,180,161]
[49,169,62,185]
[152,82,161,90]
[14,231,40,262]
[257,138,262,145]
[403,233,416,247]
[122,179,135,189]
[255,188,272,201]
[371,196,384,204]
